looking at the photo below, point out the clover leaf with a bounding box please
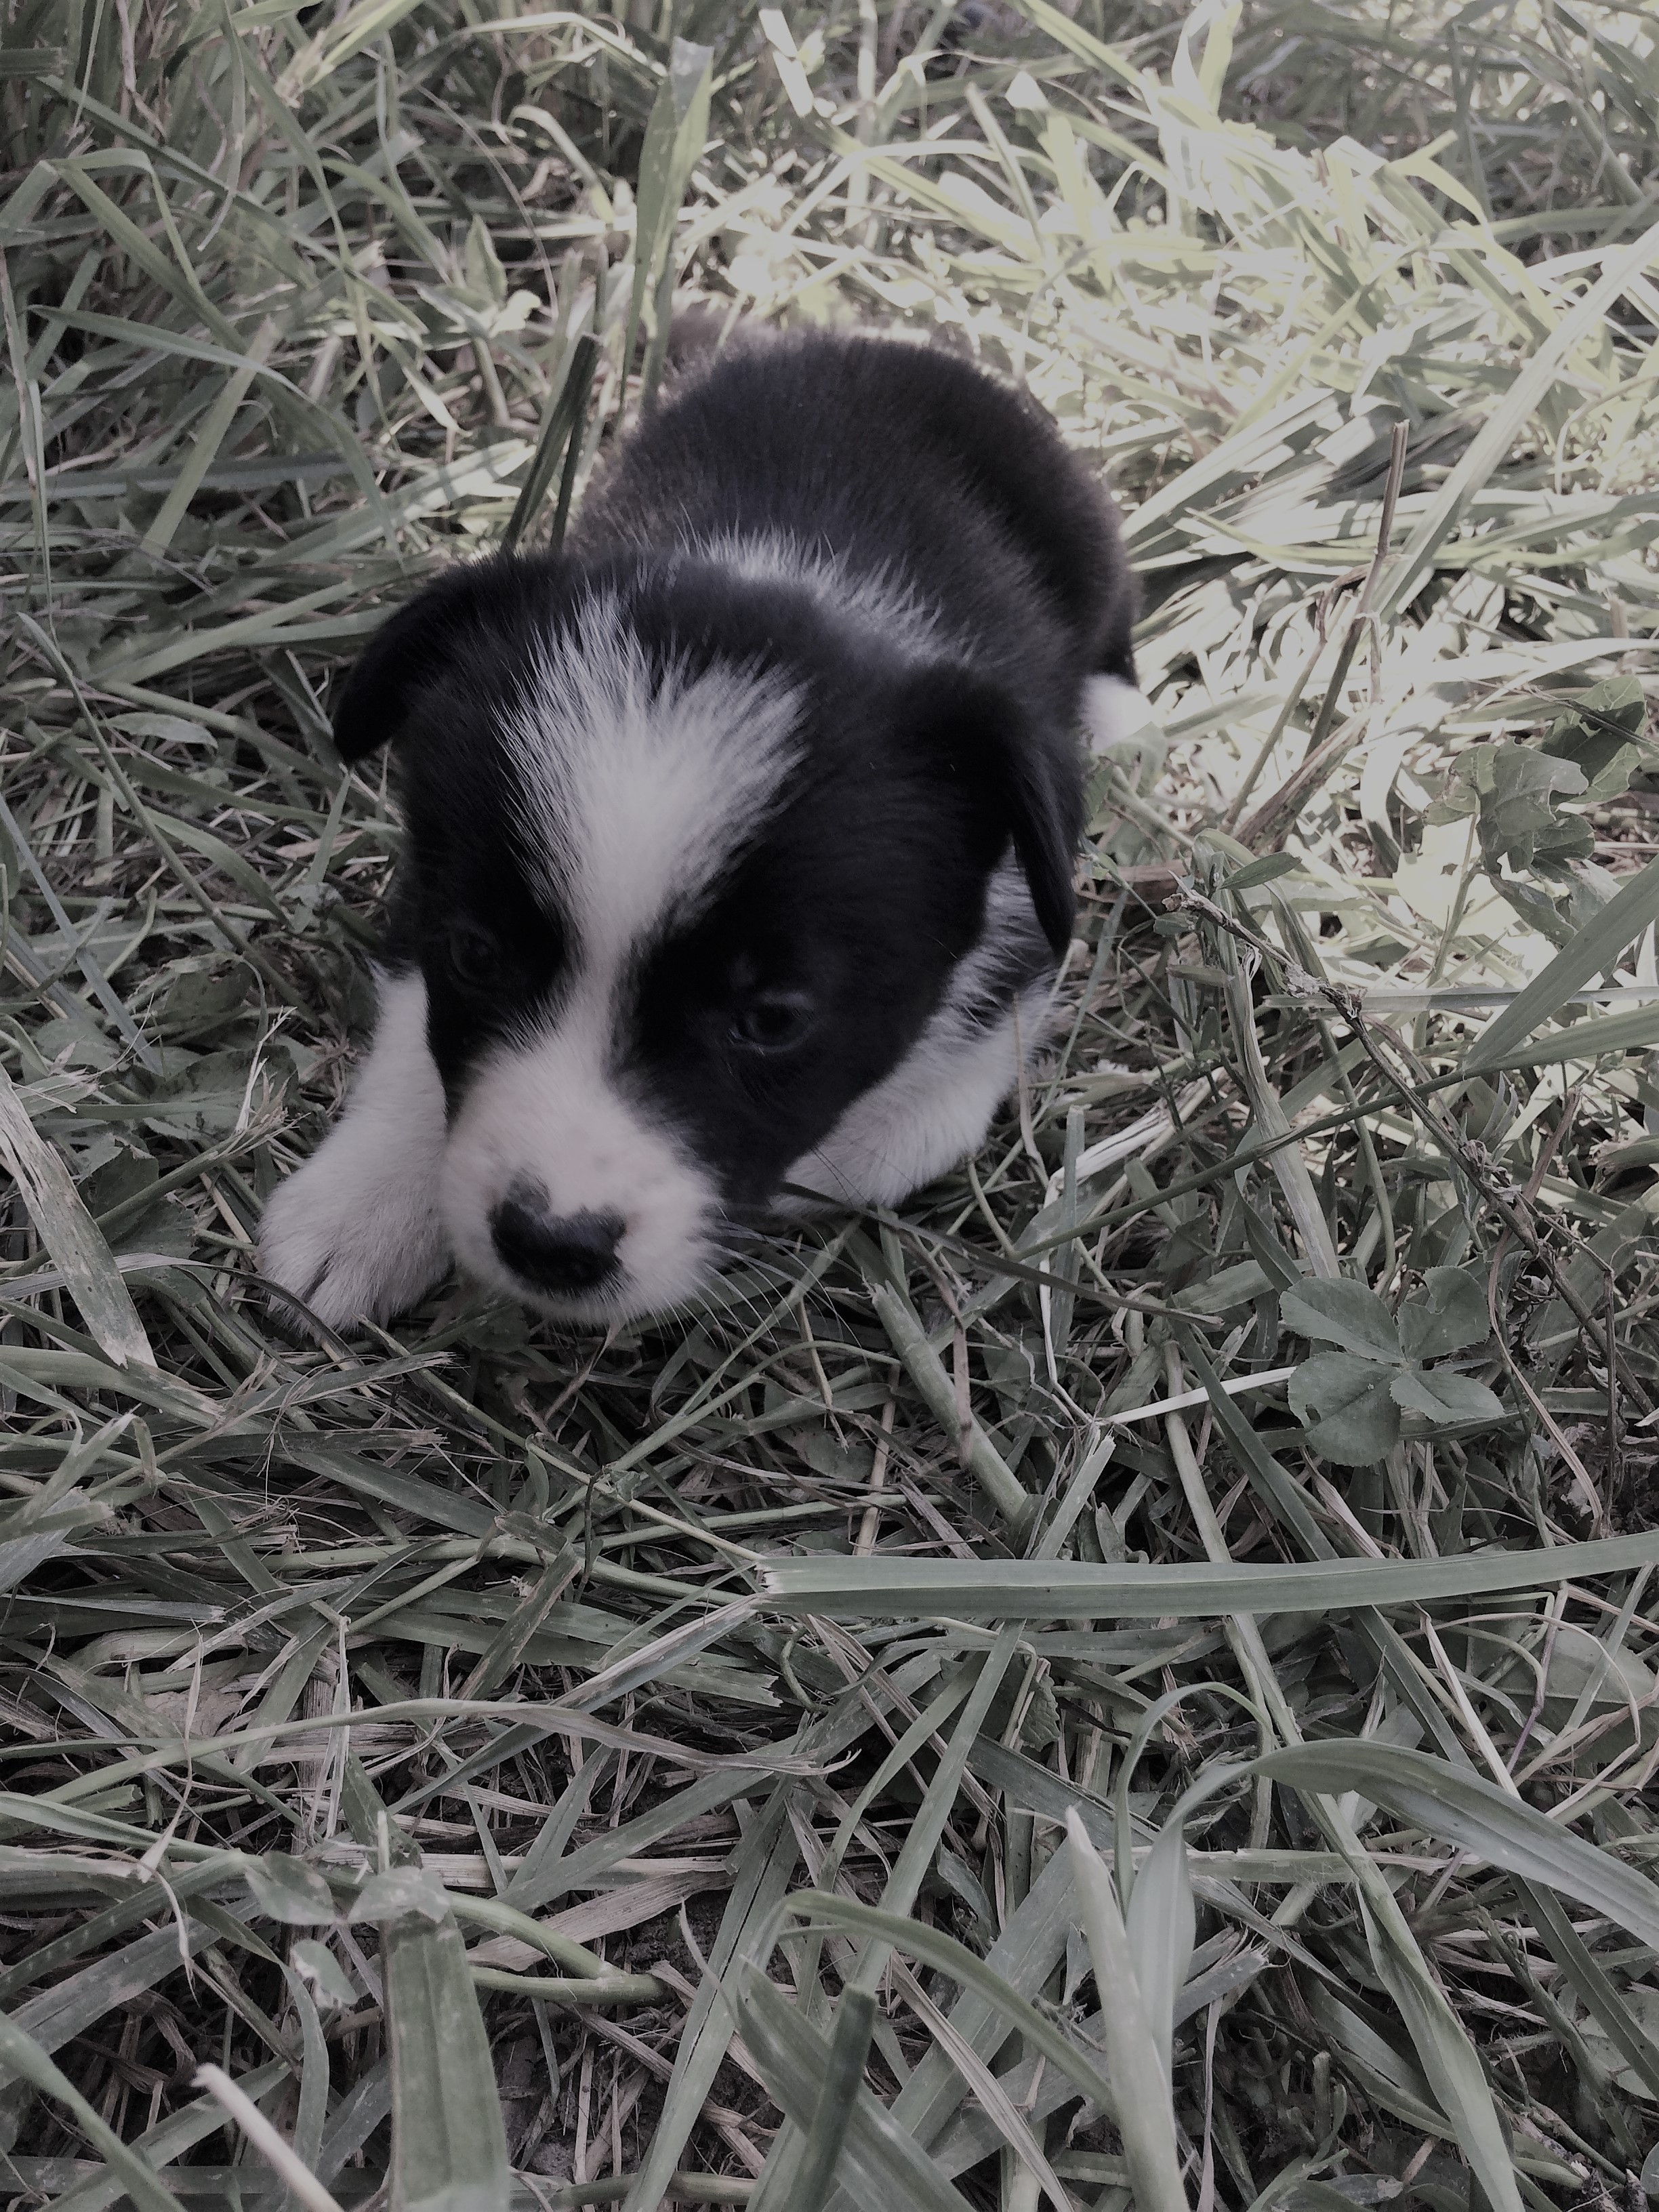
[1541,675,1654,805]
[1425,740,1591,876]
[1391,1366,1505,1423]
[1289,1351,1402,1463]
[1280,1278,1401,1361]
[1281,1270,1504,1465]
[1397,1267,1488,1361]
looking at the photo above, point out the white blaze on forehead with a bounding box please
[504,596,802,958]
[441,599,796,1322]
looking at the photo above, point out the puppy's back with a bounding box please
[571,328,1136,710]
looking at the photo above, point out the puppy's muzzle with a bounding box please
[489,1187,624,1296]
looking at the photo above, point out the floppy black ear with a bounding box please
[331,558,520,762]
[899,667,1084,958]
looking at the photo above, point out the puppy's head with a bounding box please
[333,554,1078,1325]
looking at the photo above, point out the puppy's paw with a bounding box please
[259,1128,449,1336]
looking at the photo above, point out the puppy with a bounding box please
[259,327,1142,1332]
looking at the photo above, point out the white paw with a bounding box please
[1083,672,1155,752]
[260,1123,449,1335]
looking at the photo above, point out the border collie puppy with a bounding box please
[259,327,1142,1333]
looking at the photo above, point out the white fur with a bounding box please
[260,605,1091,1328]
[441,1012,718,1322]
[506,596,802,928]
[262,611,805,1332]
[788,863,1054,1206]
[1083,672,1155,752]
[689,530,945,660]
[443,602,802,1321]
[259,969,449,1332]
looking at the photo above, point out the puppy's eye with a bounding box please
[446,923,501,990]
[730,989,815,1054]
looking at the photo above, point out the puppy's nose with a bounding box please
[490,1197,623,1294]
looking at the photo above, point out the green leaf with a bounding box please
[1571,1984,1659,2101]
[1427,739,1589,874]
[1225,851,1305,890]
[790,1988,879,2212]
[1542,676,1654,802]
[1398,1268,1491,1360]
[243,1854,336,1926]
[1067,1813,1188,2212]
[1280,1278,1401,1361]
[1289,1351,1403,1464]
[1389,1366,1507,1427]
[350,1868,448,1925]
[290,1940,358,2010]
[1473,998,1659,1068]
[462,217,508,309]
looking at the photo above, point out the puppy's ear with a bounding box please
[900,668,1083,958]
[331,558,517,762]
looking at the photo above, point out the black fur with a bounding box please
[571,327,1138,696]
[331,327,1136,1225]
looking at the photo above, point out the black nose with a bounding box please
[490,1197,624,1295]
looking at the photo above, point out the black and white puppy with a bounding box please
[259,327,1143,1332]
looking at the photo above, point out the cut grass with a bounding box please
[3,4,1659,2211]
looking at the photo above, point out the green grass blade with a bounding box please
[1464,856,1659,1068]
[1374,218,1659,616]
[622,39,713,405]
[0,1061,153,1370]
[381,1896,510,2212]
[0,2011,191,2212]
[1065,1813,1188,2212]
[759,1531,1659,1616]
[1258,1742,1659,1951]
[736,1975,975,2212]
